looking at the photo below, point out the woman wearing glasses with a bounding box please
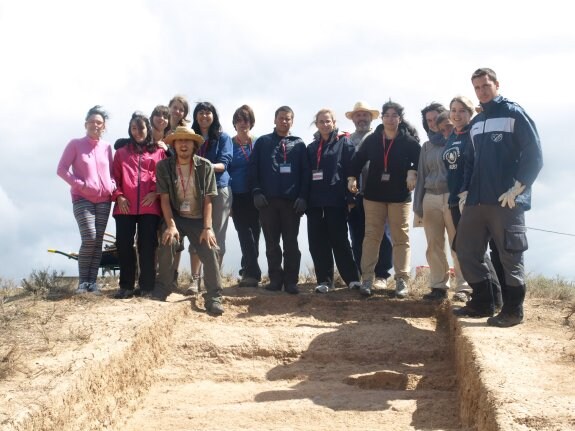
[348,101,421,298]
[57,105,115,294]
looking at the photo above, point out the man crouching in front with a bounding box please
[154,125,224,315]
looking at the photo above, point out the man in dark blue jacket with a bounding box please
[248,106,310,294]
[454,68,543,327]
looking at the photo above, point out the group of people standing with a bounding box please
[57,67,542,327]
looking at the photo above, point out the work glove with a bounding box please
[293,198,307,215]
[406,170,417,191]
[347,177,358,194]
[498,180,526,209]
[253,193,269,210]
[458,191,468,214]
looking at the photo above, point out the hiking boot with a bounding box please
[75,282,90,294]
[452,291,470,303]
[284,284,300,295]
[395,278,409,299]
[139,289,154,299]
[374,278,387,289]
[423,288,448,301]
[360,280,372,297]
[208,302,224,315]
[453,304,494,318]
[186,275,201,295]
[487,311,523,328]
[238,276,259,288]
[315,284,329,294]
[348,281,361,290]
[114,288,134,299]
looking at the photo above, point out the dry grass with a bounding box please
[526,274,575,300]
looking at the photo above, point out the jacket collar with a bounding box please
[480,95,505,115]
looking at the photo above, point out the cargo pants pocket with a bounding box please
[504,225,528,252]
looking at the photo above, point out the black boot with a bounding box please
[453,279,495,318]
[491,279,503,311]
[487,284,525,327]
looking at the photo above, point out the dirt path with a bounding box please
[1,283,574,431]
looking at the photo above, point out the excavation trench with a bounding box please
[3,287,498,431]
[118,289,486,431]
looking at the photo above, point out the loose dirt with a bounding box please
[1,280,574,431]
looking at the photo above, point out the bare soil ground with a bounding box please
[1,277,574,431]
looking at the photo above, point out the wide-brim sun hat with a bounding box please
[164,126,204,146]
[345,101,380,120]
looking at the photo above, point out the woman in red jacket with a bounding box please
[112,112,166,299]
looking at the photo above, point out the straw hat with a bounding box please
[345,101,380,120]
[163,126,204,146]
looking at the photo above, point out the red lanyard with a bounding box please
[316,138,325,170]
[281,139,287,163]
[177,162,192,197]
[382,135,395,172]
[235,136,252,162]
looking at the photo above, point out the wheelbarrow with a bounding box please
[48,232,120,277]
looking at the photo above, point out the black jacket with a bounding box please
[351,124,420,203]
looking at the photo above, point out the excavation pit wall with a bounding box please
[3,287,501,431]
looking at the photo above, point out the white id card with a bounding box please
[312,170,323,181]
[381,173,391,182]
[280,163,291,174]
[180,200,191,212]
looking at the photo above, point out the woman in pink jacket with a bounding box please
[112,112,166,299]
[57,106,115,294]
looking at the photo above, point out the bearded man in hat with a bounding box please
[346,102,394,291]
[154,125,224,315]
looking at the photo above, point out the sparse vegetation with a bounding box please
[21,268,66,300]
[526,274,575,301]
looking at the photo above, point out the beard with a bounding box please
[355,122,370,133]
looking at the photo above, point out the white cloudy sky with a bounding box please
[1,0,574,282]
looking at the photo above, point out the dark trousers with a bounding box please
[156,215,222,307]
[259,198,301,286]
[348,195,393,278]
[451,205,503,306]
[231,192,262,280]
[451,205,504,283]
[307,206,360,286]
[114,214,160,291]
[455,205,527,287]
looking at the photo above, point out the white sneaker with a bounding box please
[348,281,361,290]
[395,278,409,298]
[315,284,329,294]
[374,278,387,289]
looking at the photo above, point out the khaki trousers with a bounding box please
[422,192,469,292]
[362,199,411,281]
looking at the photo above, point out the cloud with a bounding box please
[0,0,573,282]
